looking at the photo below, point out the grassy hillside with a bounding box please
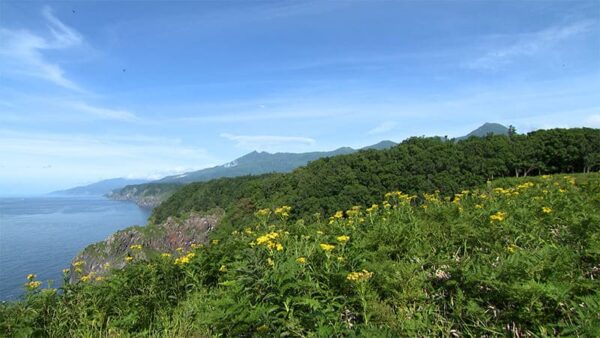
[2,173,599,336]
[151,128,600,225]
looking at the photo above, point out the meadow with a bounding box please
[1,173,598,336]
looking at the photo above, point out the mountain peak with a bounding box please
[458,123,509,140]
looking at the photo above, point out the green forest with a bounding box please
[1,128,599,337]
[152,128,600,226]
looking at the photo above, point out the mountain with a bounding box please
[456,122,509,140]
[50,178,150,196]
[108,123,508,207]
[156,144,393,184]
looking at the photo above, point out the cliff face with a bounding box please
[69,213,219,282]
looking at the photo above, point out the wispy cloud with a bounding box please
[367,121,396,135]
[68,102,139,122]
[221,133,316,151]
[465,20,595,70]
[0,6,83,90]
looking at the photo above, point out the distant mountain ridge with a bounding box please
[50,178,150,196]
[109,122,509,207]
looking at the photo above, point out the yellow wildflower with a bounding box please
[320,243,335,252]
[255,208,271,218]
[95,276,104,282]
[267,257,274,266]
[129,244,142,250]
[275,243,284,251]
[25,281,42,289]
[26,274,36,281]
[346,270,374,282]
[490,211,506,222]
[81,274,91,282]
[506,244,518,253]
[316,230,324,235]
[124,256,133,262]
[296,257,306,264]
[475,204,483,209]
[336,235,350,243]
[176,247,184,253]
[274,205,292,218]
[62,268,70,274]
[211,239,220,245]
[161,252,172,258]
[244,227,253,235]
[366,204,379,214]
[219,264,227,272]
[542,207,552,214]
[73,260,84,267]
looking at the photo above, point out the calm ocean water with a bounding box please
[0,196,151,300]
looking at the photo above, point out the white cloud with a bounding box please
[465,20,594,70]
[69,102,139,122]
[0,6,83,90]
[221,133,316,151]
[367,121,396,135]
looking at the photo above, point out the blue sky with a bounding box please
[0,1,599,195]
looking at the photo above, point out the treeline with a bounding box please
[152,128,600,225]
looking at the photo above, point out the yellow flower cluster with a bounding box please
[423,192,439,202]
[27,273,36,281]
[542,207,552,214]
[175,252,196,265]
[62,268,70,274]
[211,239,220,245]
[25,280,42,289]
[129,244,142,250]
[191,243,202,249]
[73,260,85,273]
[346,269,374,282]
[328,210,345,224]
[296,257,306,264]
[255,208,271,218]
[320,243,335,252]
[336,235,350,243]
[346,206,361,217]
[490,211,507,222]
[492,187,520,197]
[384,191,416,203]
[506,244,518,253]
[366,204,379,214]
[516,182,534,190]
[161,252,172,258]
[274,205,292,218]
[124,256,133,262]
[255,232,284,251]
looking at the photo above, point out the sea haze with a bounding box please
[0,196,151,300]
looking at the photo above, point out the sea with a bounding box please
[0,196,151,300]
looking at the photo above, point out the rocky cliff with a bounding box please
[68,213,220,282]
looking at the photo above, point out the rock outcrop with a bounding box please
[68,213,219,282]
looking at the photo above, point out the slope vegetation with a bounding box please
[2,173,599,336]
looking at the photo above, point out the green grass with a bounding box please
[2,173,599,337]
